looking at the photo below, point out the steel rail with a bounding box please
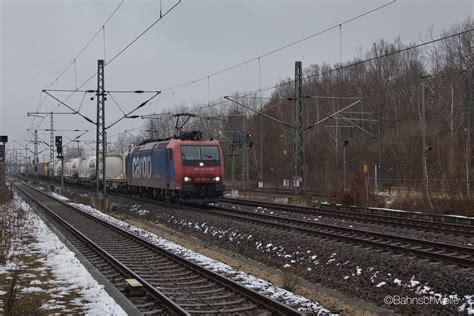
[15,181,303,316]
[203,205,474,268]
[220,198,474,236]
[15,182,187,315]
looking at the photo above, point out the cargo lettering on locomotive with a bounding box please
[132,155,152,180]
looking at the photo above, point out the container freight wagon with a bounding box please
[127,138,224,201]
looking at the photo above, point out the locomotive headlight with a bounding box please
[214,176,220,182]
[184,176,191,182]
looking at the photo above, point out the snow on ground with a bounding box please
[157,208,474,313]
[46,195,329,313]
[322,198,473,220]
[367,205,474,219]
[10,193,126,316]
[50,191,474,314]
[49,192,70,201]
[171,215,474,313]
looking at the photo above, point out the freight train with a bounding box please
[23,133,225,202]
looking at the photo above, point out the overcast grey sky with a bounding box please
[0,0,472,159]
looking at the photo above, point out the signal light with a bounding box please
[55,136,62,147]
[55,136,63,155]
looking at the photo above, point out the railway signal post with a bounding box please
[0,135,7,185]
[56,136,65,194]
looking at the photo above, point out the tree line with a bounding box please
[113,18,472,211]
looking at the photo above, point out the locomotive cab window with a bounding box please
[181,146,201,161]
[181,145,220,166]
[200,146,219,160]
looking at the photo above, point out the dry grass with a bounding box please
[0,184,13,204]
[329,170,383,207]
[281,271,300,292]
[390,193,474,216]
[328,170,473,216]
[0,192,86,314]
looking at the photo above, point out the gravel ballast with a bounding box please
[58,186,474,315]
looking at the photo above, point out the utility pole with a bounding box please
[246,135,250,190]
[60,157,64,195]
[241,116,247,190]
[294,61,305,195]
[230,132,240,192]
[232,152,236,190]
[465,69,472,199]
[34,130,39,185]
[259,112,263,186]
[241,134,247,190]
[0,136,7,185]
[95,59,109,209]
[49,113,55,190]
[421,77,433,209]
[377,111,382,190]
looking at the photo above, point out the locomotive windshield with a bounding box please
[181,145,220,165]
[182,145,201,160]
[200,146,219,160]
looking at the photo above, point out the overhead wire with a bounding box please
[24,1,386,148]
[26,0,178,151]
[106,0,182,67]
[27,0,125,143]
[45,0,124,89]
[156,27,472,118]
[49,0,182,117]
[76,92,88,112]
[103,25,106,61]
[155,0,396,97]
[108,93,127,115]
[236,28,474,100]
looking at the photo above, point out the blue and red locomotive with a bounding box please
[127,136,225,201]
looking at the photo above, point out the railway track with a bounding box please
[202,203,474,269]
[21,178,474,267]
[30,176,472,235]
[14,181,303,315]
[220,198,474,237]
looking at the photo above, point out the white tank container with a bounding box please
[105,154,124,180]
[63,160,72,177]
[54,160,62,177]
[79,156,95,178]
[70,158,81,177]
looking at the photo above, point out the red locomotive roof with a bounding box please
[167,138,221,147]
